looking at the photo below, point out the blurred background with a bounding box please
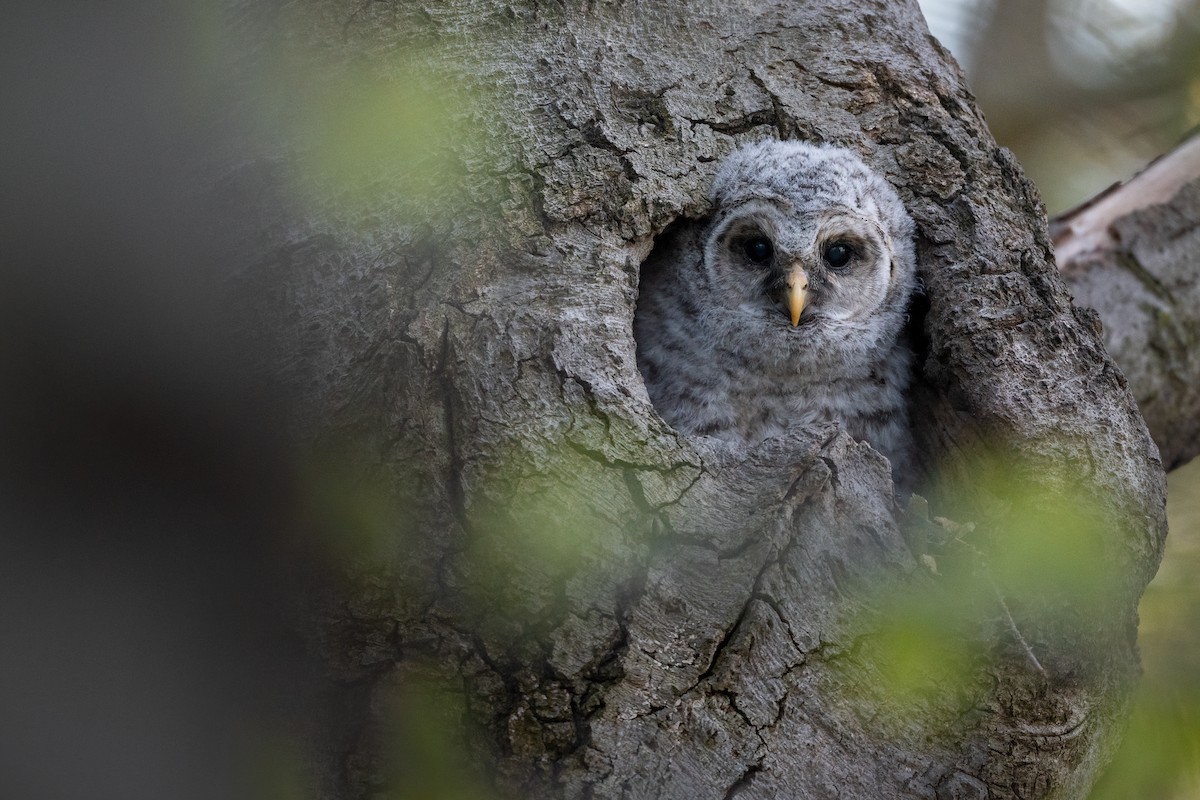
[920,0,1200,214]
[2,0,1199,798]
[918,1,1200,796]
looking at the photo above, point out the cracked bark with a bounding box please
[228,1,1167,798]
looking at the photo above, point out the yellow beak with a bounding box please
[787,268,809,327]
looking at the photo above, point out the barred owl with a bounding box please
[634,140,917,478]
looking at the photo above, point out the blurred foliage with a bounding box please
[452,443,632,644]
[841,451,1117,737]
[244,729,317,800]
[917,1,1200,795]
[1091,458,1200,799]
[374,667,499,800]
[241,3,515,233]
[838,582,990,733]
[301,453,410,572]
[292,65,493,226]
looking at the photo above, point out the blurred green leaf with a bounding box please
[378,668,499,800]
[301,73,465,212]
[1091,458,1200,798]
[246,730,317,800]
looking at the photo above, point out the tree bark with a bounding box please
[1054,136,1200,471]
[232,1,1168,798]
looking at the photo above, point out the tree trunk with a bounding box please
[233,1,1167,798]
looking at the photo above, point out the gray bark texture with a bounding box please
[231,1,1168,798]
[1054,137,1200,471]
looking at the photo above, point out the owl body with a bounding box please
[635,141,917,476]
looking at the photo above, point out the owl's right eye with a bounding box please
[742,236,774,265]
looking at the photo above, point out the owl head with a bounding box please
[702,140,916,341]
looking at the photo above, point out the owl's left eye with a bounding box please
[743,236,774,264]
[823,241,854,270]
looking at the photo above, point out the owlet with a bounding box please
[634,140,917,478]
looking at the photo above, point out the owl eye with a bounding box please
[823,241,853,270]
[742,236,774,265]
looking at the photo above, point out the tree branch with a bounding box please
[1054,136,1200,470]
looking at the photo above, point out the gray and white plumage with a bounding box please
[634,140,917,477]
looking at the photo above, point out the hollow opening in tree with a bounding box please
[632,215,695,427]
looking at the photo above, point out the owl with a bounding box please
[634,140,917,478]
